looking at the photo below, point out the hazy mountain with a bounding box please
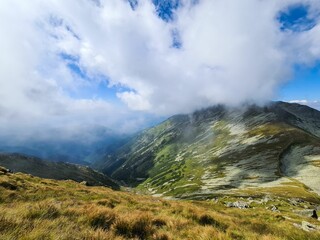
[95,101,320,198]
[0,126,129,165]
[0,153,119,189]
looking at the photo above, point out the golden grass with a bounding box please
[1,171,320,239]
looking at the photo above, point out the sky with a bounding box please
[0,0,320,142]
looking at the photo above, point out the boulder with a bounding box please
[80,181,88,186]
[293,209,318,219]
[312,210,318,219]
[301,221,320,232]
[271,205,279,212]
[225,201,249,209]
[0,166,8,174]
[289,198,304,206]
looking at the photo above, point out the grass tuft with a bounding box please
[89,208,116,230]
[25,202,60,219]
[1,171,320,239]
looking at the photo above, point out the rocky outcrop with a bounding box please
[293,221,320,232]
[225,201,250,209]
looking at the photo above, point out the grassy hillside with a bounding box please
[95,102,320,198]
[0,153,119,189]
[1,168,320,239]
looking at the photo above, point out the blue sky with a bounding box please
[277,3,320,102]
[280,64,320,101]
[60,53,128,104]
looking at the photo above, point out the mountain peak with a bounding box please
[95,101,320,199]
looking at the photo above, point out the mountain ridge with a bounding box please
[0,152,119,189]
[94,101,320,198]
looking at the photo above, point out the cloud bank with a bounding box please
[289,100,320,110]
[1,0,320,141]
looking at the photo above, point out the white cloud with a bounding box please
[289,100,320,110]
[1,0,320,142]
[117,91,151,111]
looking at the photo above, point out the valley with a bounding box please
[1,101,320,239]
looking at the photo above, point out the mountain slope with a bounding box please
[1,168,320,239]
[0,153,119,189]
[95,102,320,198]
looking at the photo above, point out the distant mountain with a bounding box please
[0,127,129,165]
[95,101,320,198]
[0,153,119,189]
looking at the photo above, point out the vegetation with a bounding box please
[0,153,119,189]
[95,102,320,199]
[1,169,320,239]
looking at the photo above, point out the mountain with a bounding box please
[0,126,129,165]
[0,153,119,189]
[95,101,320,199]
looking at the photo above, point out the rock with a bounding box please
[289,198,304,206]
[293,221,320,232]
[211,198,219,203]
[262,196,272,203]
[225,201,249,209]
[312,210,318,219]
[293,222,301,229]
[80,181,88,186]
[293,209,319,219]
[226,202,234,208]
[0,166,8,174]
[271,205,279,212]
[301,221,320,232]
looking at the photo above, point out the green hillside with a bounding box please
[95,102,320,198]
[0,153,119,189]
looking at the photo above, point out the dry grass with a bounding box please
[1,171,320,239]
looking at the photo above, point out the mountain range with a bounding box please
[1,101,320,201]
[0,153,119,189]
[94,101,320,199]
